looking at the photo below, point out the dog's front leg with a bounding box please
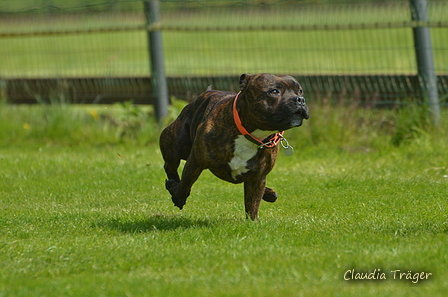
[244,178,266,221]
[166,155,203,210]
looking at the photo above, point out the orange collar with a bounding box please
[232,91,284,148]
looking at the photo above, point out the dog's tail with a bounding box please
[206,85,213,91]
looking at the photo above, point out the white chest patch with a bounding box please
[228,129,277,180]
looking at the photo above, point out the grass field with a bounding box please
[1,102,448,296]
[1,3,448,77]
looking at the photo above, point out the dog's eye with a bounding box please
[269,89,280,95]
[298,89,303,95]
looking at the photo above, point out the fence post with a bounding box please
[410,0,440,126]
[0,79,7,104]
[144,0,168,123]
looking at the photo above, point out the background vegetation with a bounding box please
[1,1,447,77]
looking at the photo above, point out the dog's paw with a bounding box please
[165,179,186,210]
[262,187,278,203]
[172,195,186,210]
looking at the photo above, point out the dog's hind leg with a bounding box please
[167,154,203,210]
[160,136,182,183]
[163,160,181,183]
[159,121,192,183]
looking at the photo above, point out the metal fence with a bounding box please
[0,0,447,106]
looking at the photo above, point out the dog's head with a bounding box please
[238,73,309,131]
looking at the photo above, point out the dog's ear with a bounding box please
[239,74,252,91]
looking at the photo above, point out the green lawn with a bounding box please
[1,103,447,296]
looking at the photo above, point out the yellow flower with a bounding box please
[89,109,99,121]
[23,123,31,130]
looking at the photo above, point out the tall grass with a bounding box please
[1,100,446,151]
[0,101,172,147]
[290,99,445,151]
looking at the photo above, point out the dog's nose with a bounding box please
[294,96,306,106]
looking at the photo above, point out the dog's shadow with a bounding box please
[100,214,213,233]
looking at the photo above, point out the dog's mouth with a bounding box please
[257,98,310,131]
[294,107,309,119]
[280,105,309,129]
[291,96,309,122]
[292,105,310,123]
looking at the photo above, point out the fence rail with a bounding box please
[5,75,448,106]
[2,21,448,39]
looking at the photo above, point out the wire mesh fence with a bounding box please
[0,0,447,105]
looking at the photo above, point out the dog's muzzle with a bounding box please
[293,96,309,119]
